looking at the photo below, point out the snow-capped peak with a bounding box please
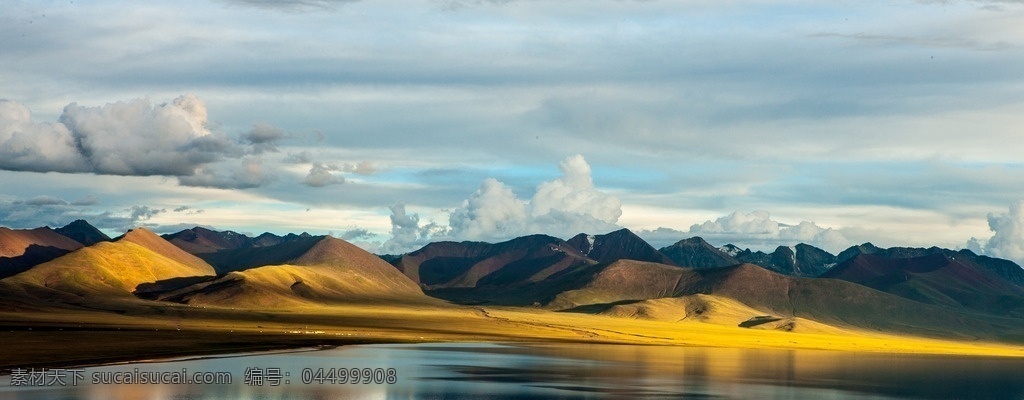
[720,244,741,257]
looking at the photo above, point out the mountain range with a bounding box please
[1,220,1023,342]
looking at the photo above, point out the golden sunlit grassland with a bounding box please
[2,297,1023,371]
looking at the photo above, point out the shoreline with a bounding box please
[2,302,1024,374]
[4,334,1024,377]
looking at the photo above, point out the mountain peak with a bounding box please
[291,236,367,266]
[567,228,676,266]
[679,236,711,245]
[0,226,86,278]
[120,227,159,240]
[659,237,738,269]
[603,228,643,240]
[118,228,215,273]
[54,219,110,246]
[163,226,256,254]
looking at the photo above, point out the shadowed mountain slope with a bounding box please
[730,244,837,277]
[567,228,677,266]
[837,243,1024,286]
[656,237,836,277]
[0,227,85,278]
[392,234,594,289]
[659,237,739,268]
[162,227,256,254]
[194,235,328,274]
[821,253,1024,317]
[394,228,674,296]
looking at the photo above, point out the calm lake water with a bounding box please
[2,342,1023,399]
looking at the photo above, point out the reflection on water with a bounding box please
[2,342,1023,399]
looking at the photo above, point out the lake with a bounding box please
[2,342,1022,399]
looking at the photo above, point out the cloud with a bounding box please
[0,195,181,234]
[530,154,622,223]
[343,161,378,175]
[128,205,166,221]
[971,200,1024,265]
[302,162,346,187]
[0,95,279,189]
[371,154,624,252]
[57,94,240,176]
[639,210,852,253]
[22,195,69,206]
[178,157,273,189]
[0,100,89,173]
[220,0,360,11]
[379,204,435,254]
[241,122,287,153]
[337,228,374,241]
[689,210,779,236]
[70,195,99,206]
[283,151,315,164]
[447,154,623,242]
[448,178,528,240]
[434,0,517,11]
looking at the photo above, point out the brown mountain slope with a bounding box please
[821,253,1024,317]
[0,227,85,278]
[550,261,1024,341]
[149,237,430,308]
[393,234,594,289]
[0,228,215,301]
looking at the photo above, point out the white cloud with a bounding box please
[377,154,624,252]
[58,94,236,176]
[641,210,852,253]
[446,154,622,242]
[973,200,1024,265]
[689,210,779,236]
[448,178,528,241]
[379,204,434,254]
[0,100,89,173]
[530,154,622,223]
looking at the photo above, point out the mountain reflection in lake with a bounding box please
[2,342,1022,399]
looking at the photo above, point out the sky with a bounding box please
[1,0,1023,262]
